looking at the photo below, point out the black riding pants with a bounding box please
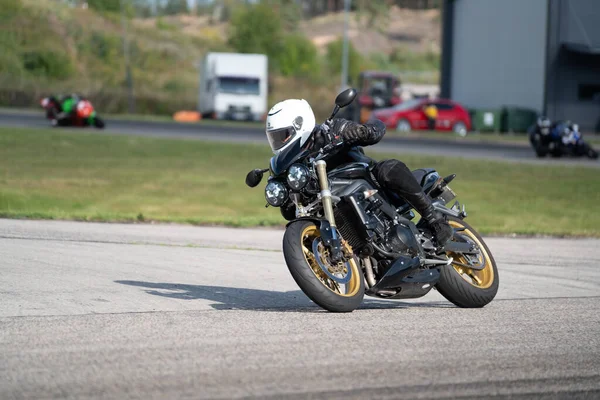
[372,159,426,207]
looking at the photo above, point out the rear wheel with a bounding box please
[94,117,105,129]
[436,217,499,308]
[583,144,598,159]
[283,220,364,312]
[453,121,468,137]
[396,119,411,132]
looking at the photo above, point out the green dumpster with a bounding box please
[472,109,505,133]
[503,107,539,133]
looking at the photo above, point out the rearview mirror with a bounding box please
[245,169,267,188]
[335,88,357,108]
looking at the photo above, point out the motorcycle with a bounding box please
[529,121,598,159]
[40,96,106,129]
[246,89,499,312]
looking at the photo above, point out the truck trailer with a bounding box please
[198,52,268,121]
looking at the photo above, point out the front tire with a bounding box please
[283,220,364,312]
[436,217,499,308]
[535,148,548,158]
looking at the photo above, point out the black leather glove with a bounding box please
[331,119,367,145]
[311,124,328,150]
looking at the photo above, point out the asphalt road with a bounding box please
[1,219,599,399]
[1,111,599,168]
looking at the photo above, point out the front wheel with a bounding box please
[283,220,364,312]
[436,217,499,308]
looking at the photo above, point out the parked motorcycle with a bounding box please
[40,96,105,129]
[529,119,597,159]
[246,89,499,312]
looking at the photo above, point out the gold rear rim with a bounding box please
[301,225,361,297]
[447,220,495,289]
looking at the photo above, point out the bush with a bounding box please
[389,47,439,71]
[163,79,187,93]
[228,3,283,62]
[0,0,22,23]
[277,34,320,79]
[21,51,73,80]
[325,39,372,85]
[89,32,121,62]
[156,17,177,31]
[87,0,120,13]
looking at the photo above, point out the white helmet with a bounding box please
[265,99,316,154]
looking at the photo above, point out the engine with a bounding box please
[333,190,420,258]
[385,224,420,256]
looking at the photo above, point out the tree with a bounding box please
[355,0,393,28]
[87,0,121,12]
[162,0,188,15]
[132,0,156,17]
[228,3,283,62]
[277,34,320,78]
[325,39,371,84]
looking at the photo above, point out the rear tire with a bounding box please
[584,144,598,159]
[283,220,364,312]
[94,117,105,129]
[396,119,411,132]
[436,217,499,308]
[453,121,468,137]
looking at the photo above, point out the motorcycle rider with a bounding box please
[265,99,453,246]
[534,116,552,136]
[56,93,82,124]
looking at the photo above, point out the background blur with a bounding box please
[0,0,599,235]
[0,0,442,120]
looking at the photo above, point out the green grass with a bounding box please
[0,127,599,236]
[387,129,600,146]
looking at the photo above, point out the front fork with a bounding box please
[315,160,343,261]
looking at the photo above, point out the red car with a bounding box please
[372,98,472,136]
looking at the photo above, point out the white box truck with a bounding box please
[198,52,268,121]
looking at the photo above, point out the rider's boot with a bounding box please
[404,191,453,246]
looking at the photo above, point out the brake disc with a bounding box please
[311,239,352,284]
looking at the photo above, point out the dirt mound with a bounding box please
[301,7,441,55]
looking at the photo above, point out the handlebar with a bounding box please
[314,134,344,162]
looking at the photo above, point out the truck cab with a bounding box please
[199,53,268,122]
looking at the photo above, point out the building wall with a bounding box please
[449,0,548,113]
[546,0,600,131]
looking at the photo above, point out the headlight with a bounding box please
[265,181,288,207]
[287,164,310,191]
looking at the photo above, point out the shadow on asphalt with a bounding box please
[115,280,453,312]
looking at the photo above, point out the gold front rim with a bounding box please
[301,226,361,297]
[447,220,495,289]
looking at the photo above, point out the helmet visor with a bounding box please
[266,126,296,151]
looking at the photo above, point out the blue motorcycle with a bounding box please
[529,119,598,159]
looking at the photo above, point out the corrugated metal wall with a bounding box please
[546,0,600,131]
[449,0,548,113]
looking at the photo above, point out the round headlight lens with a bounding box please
[265,181,288,207]
[287,164,310,191]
